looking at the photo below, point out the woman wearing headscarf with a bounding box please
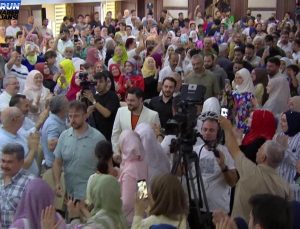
[232,68,256,133]
[10,178,66,229]
[240,110,276,163]
[22,43,44,72]
[132,174,188,229]
[251,67,269,106]
[263,76,291,116]
[24,70,51,122]
[109,64,125,99]
[86,47,100,65]
[278,110,300,201]
[54,59,76,95]
[135,123,170,180]
[62,175,128,229]
[163,45,177,68]
[65,72,81,101]
[280,57,293,74]
[141,56,158,99]
[108,45,128,68]
[289,96,300,112]
[118,130,148,226]
[119,59,144,98]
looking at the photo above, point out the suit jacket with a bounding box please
[111,106,160,153]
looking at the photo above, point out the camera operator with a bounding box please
[83,72,120,140]
[194,112,238,213]
[75,63,96,102]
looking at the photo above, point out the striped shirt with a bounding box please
[278,132,300,201]
[0,169,34,229]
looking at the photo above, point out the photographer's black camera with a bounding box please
[79,72,96,91]
[166,84,206,148]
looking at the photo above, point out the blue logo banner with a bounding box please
[0,0,21,20]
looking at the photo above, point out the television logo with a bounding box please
[0,0,21,20]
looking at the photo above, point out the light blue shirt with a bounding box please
[54,125,105,199]
[41,113,67,167]
[0,128,39,176]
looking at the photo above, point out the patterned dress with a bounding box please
[232,91,254,134]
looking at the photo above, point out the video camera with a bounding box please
[166,84,206,152]
[79,72,96,92]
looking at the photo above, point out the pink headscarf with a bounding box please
[24,70,43,92]
[118,130,148,181]
[135,123,170,180]
[86,47,99,65]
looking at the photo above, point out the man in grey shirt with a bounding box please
[53,101,105,200]
[185,54,220,99]
[204,53,228,90]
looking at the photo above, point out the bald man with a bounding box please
[0,107,40,176]
[0,76,20,112]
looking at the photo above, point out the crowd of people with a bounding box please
[0,5,300,229]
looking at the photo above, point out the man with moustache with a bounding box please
[52,101,105,200]
[0,143,34,229]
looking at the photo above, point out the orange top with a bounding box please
[131,114,140,130]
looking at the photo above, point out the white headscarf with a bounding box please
[189,30,199,43]
[235,68,255,94]
[135,123,170,181]
[163,44,177,68]
[263,76,290,115]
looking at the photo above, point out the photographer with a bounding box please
[194,112,238,213]
[83,72,120,140]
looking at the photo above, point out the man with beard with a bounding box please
[266,57,285,79]
[83,72,120,140]
[57,28,74,55]
[204,54,228,90]
[185,54,220,99]
[111,87,160,154]
[52,101,105,201]
[148,77,176,129]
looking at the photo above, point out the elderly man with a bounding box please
[0,143,34,228]
[185,54,220,99]
[219,116,291,222]
[4,52,28,93]
[0,107,40,176]
[0,76,20,112]
[41,95,68,169]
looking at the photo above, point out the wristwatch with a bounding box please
[93,100,96,105]
[222,166,229,173]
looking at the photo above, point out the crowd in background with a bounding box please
[0,4,300,229]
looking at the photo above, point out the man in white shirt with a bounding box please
[0,76,20,112]
[4,52,28,93]
[194,114,238,213]
[39,18,53,37]
[157,53,180,92]
[277,31,293,56]
[57,29,74,55]
[5,19,21,38]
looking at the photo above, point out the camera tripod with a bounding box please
[171,135,213,229]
